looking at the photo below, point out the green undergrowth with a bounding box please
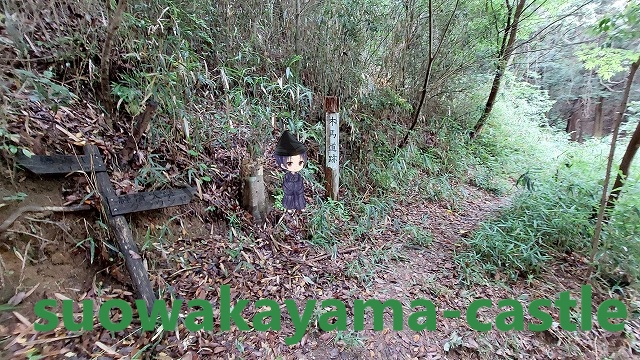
[455,80,640,288]
[466,78,560,195]
[4,0,638,298]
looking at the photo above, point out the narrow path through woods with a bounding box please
[303,185,637,360]
[2,184,638,359]
[304,185,516,360]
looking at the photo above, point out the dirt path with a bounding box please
[303,185,638,360]
[1,182,638,359]
[351,185,512,360]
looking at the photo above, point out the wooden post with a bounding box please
[325,96,340,200]
[84,145,157,315]
[241,157,267,225]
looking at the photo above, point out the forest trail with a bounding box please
[2,0,640,358]
[303,185,637,360]
[1,179,638,359]
[303,184,515,359]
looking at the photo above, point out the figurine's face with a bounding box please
[281,154,305,173]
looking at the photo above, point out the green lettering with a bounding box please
[556,291,577,331]
[184,299,214,331]
[220,285,250,331]
[99,299,133,332]
[353,299,403,331]
[495,299,524,331]
[318,299,347,332]
[527,299,553,331]
[34,299,59,332]
[580,285,593,331]
[597,299,627,332]
[466,299,492,331]
[284,299,316,345]
[407,299,436,331]
[62,300,93,331]
[253,299,281,331]
[137,299,182,331]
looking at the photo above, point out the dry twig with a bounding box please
[0,205,92,233]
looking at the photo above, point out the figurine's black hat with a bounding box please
[274,130,306,156]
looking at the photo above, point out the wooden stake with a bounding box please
[325,96,340,200]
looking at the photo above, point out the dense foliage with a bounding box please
[2,0,640,301]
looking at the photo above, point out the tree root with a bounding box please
[0,205,92,233]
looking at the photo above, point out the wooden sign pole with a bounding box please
[325,96,340,200]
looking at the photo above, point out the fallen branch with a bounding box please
[311,246,359,262]
[4,229,53,244]
[0,205,92,233]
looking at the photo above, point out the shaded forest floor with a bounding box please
[1,170,639,359]
[2,0,640,358]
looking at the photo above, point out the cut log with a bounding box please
[241,157,267,224]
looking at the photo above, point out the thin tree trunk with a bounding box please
[100,0,127,129]
[399,0,432,149]
[608,120,640,206]
[590,56,640,262]
[470,0,526,139]
[294,0,300,55]
[605,57,640,209]
[398,0,459,148]
[594,96,604,138]
[567,101,581,141]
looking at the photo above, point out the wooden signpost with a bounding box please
[15,144,197,314]
[325,96,340,200]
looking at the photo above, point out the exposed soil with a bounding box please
[0,173,97,353]
[0,175,94,301]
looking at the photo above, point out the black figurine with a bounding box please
[274,130,307,211]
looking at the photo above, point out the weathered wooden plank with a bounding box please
[84,144,156,315]
[16,152,106,174]
[108,187,197,216]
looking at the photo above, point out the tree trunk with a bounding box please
[577,111,584,143]
[294,0,300,55]
[120,100,158,165]
[567,101,581,142]
[590,56,640,262]
[470,0,526,139]
[608,121,640,207]
[100,0,128,129]
[594,96,604,138]
[398,0,432,149]
[398,0,459,148]
[606,57,640,209]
